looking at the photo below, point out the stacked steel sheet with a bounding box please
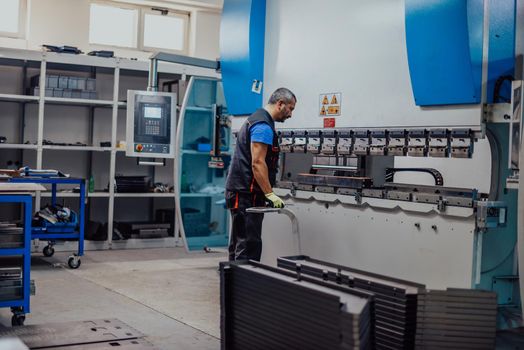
[0,267,22,301]
[0,223,23,248]
[415,288,498,349]
[220,261,374,350]
[277,255,424,350]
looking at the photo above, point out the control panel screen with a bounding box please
[135,100,170,144]
[144,106,162,119]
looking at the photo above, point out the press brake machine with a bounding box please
[217,0,524,328]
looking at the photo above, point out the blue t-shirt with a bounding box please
[249,122,273,145]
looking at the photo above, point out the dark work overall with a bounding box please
[225,108,280,261]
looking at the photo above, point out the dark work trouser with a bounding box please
[226,190,266,261]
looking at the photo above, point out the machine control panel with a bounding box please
[134,143,169,154]
[428,129,449,158]
[126,90,177,158]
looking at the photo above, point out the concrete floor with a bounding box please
[0,248,226,349]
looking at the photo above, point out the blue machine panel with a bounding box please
[219,0,266,116]
[405,0,483,106]
[487,0,516,103]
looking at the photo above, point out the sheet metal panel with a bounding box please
[220,261,373,350]
[0,319,143,349]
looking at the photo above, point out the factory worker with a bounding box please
[225,88,296,261]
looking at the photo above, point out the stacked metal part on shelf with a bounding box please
[0,223,25,302]
[277,255,423,349]
[0,267,23,301]
[415,289,497,349]
[220,260,374,350]
[0,223,23,249]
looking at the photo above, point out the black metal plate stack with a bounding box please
[415,288,497,349]
[220,261,374,350]
[277,255,424,350]
[0,267,22,301]
[0,223,23,248]
[114,176,150,193]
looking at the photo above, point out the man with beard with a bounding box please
[225,88,297,261]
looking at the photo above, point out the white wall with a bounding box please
[191,10,221,60]
[0,0,222,60]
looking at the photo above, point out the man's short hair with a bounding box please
[268,88,296,105]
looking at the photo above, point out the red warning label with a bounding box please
[324,118,336,128]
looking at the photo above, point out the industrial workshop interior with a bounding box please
[3,0,524,349]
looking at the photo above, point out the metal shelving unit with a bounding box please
[0,193,32,326]
[42,145,112,152]
[0,48,220,250]
[0,144,37,150]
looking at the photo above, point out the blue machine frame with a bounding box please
[219,0,266,116]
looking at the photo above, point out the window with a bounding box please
[143,12,188,53]
[89,3,138,48]
[88,2,189,54]
[0,0,26,38]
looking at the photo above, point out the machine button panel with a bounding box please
[134,143,169,154]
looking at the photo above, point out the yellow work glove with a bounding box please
[265,192,285,208]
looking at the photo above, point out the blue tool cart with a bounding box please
[9,177,85,269]
[0,193,32,326]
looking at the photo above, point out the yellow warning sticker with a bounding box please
[327,106,339,114]
[319,93,341,117]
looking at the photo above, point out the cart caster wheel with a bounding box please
[68,255,81,269]
[11,314,25,326]
[43,245,55,257]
